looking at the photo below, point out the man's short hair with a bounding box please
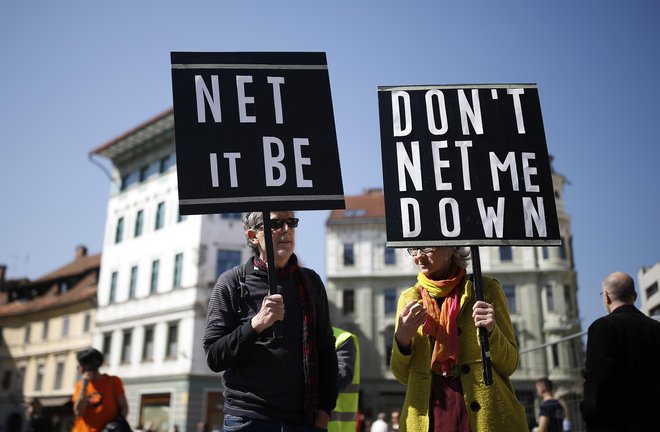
[603,272,636,303]
[535,377,553,392]
[77,348,104,371]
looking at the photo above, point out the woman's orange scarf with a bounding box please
[417,265,466,375]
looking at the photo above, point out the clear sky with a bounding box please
[1,1,658,332]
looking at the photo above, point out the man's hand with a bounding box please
[314,409,330,429]
[250,294,285,334]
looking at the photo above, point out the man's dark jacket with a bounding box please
[580,304,660,431]
[203,257,338,425]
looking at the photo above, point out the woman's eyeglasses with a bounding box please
[406,247,435,257]
[256,217,300,230]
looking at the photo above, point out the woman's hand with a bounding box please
[395,299,428,351]
[472,300,496,333]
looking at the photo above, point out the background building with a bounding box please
[90,110,248,432]
[0,246,100,432]
[639,262,660,318]
[325,175,583,426]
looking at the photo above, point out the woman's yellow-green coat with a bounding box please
[390,276,528,432]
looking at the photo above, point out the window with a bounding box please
[512,322,521,346]
[83,313,91,333]
[139,165,149,182]
[343,243,355,266]
[220,213,242,220]
[159,154,175,173]
[564,285,573,315]
[140,393,171,432]
[129,266,138,299]
[503,284,517,313]
[384,289,397,314]
[2,370,11,391]
[120,171,138,191]
[35,363,45,391]
[384,325,395,366]
[343,290,355,314]
[217,250,241,276]
[42,319,49,340]
[558,238,567,259]
[546,284,555,311]
[384,246,396,265]
[650,305,660,317]
[551,344,560,368]
[109,271,118,304]
[102,333,112,363]
[155,202,165,230]
[24,324,31,343]
[150,260,160,294]
[142,327,154,361]
[54,361,65,389]
[121,330,132,364]
[647,282,659,298]
[542,246,549,259]
[499,246,512,261]
[177,208,187,223]
[135,210,144,238]
[166,322,179,359]
[115,217,125,243]
[18,367,26,389]
[61,316,69,337]
[59,281,69,294]
[173,253,183,288]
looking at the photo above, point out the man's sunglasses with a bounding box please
[256,217,300,230]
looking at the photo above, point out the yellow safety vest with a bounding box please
[328,327,360,432]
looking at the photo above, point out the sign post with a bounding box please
[171,52,345,338]
[378,83,560,385]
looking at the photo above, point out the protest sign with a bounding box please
[378,84,560,247]
[171,52,345,215]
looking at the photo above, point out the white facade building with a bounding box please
[90,110,248,432]
[639,262,660,318]
[325,176,583,424]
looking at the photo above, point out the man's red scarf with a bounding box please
[254,254,318,422]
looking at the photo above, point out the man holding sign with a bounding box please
[203,211,338,432]
[172,51,345,431]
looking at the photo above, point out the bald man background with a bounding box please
[580,271,660,431]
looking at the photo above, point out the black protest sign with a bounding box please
[171,52,345,215]
[378,84,561,247]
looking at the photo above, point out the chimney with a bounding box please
[0,264,6,289]
[76,245,88,260]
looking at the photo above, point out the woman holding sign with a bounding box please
[390,247,527,432]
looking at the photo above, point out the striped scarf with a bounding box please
[417,265,466,376]
[254,255,318,423]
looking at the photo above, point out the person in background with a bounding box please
[389,411,400,432]
[203,211,338,432]
[72,348,128,432]
[26,398,54,432]
[370,413,388,432]
[580,271,660,431]
[390,247,527,432]
[534,377,564,432]
[329,326,360,432]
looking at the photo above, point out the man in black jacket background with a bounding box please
[203,211,338,432]
[580,271,660,431]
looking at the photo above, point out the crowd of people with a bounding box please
[56,212,660,432]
